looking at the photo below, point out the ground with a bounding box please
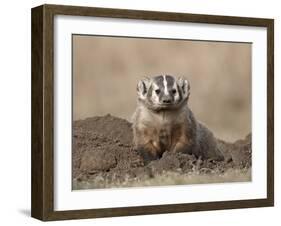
[72,115,251,189]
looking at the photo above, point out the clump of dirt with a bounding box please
[73,114,251,189]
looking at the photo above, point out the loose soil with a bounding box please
[73,114,251,189]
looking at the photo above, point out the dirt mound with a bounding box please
[73,114,251,189]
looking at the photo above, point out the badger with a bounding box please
[132,75,224,161]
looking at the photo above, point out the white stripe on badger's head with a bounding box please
[163,75,169,96]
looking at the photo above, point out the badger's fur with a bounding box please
[132,75,224,161]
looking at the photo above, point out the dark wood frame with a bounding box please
[31,4,274,221]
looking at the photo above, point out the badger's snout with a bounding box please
[161,96,173,104]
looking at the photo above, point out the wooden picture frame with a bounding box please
[31,4,274,221]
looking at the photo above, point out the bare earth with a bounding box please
[73,115,251,190]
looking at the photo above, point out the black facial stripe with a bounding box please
[177,84,182,102]
[153,75,164,90]
[142,81,147,95]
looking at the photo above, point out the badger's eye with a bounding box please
[155,89,161,95]
[172,89,177,94]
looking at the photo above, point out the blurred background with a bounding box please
[73,35,251,142]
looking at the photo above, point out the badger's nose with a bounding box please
[162,98,172,104]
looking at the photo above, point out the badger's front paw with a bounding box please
[171,141,191,154]
[134,145,162,164]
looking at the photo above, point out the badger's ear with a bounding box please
[177,77,190,99]
[137,77,151,100]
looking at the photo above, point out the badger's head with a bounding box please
[137,75,190,111]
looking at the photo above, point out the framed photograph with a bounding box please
[31,4,274,221]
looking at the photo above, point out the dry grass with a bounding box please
[73,168,251,190]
